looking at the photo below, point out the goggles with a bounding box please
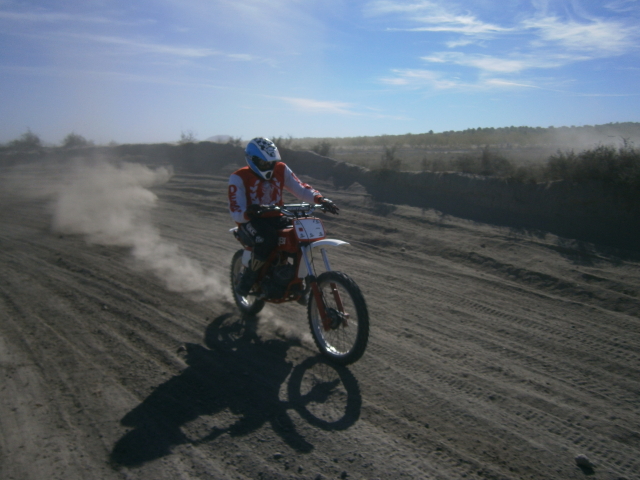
[253,156,275,172]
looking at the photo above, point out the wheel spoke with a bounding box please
[308,272,369,365]
[230,249,264,315]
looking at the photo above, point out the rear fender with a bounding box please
[230,226,256,248]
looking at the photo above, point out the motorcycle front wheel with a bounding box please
[307,271,369,365]
[230,249,265,315]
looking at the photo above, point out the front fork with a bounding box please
[301,246,346,331]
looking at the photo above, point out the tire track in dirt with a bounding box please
[125,176,640,479]
[3,170,640,479]
[320,194,640,479]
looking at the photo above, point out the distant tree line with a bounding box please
[373,142,640,192]
[0,129,95,151]
[294,122,640,148]
[2,129,44,151]
[2,125,639,192]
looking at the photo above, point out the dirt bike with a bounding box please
[229,203,369,365]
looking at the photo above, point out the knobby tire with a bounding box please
[230,249,265,315]
[307,271,369,365]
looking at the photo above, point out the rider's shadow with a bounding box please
[110,313,361,467]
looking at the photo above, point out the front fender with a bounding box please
[309,239,350,250]
[298,239,350,278]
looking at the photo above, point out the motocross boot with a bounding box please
[235,258,264,297]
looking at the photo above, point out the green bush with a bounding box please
[62,132,93,148]
[454,146,514,177]
[179,130,197,144]
[455,153,479,174]
[271,135,293,150]
[5,129,42,151]
[544,144,640,189]
[311,140,332,157]
[379,144,402,171]
[481,146,514,176]
[511,164,544,184]
[227,136,243,148]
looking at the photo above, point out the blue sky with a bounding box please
[1,0,639,144]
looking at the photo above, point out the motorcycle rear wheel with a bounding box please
[230,249,265,315]
[307,271,369,365]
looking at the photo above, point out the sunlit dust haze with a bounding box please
[257,307,314,346]
[3,159,229,301]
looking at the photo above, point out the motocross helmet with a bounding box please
[245,137,281,180]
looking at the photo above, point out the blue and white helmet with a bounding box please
[245,137,281,180]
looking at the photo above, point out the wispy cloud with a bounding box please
[0,9,153,26]
[483,79,542,89]
[0,10,111,23]
[372,0,639,95]
[421,51,589,74]
[380,69,467,90]
[380,67,640,96]
[367,0,637,49]
[0,64,229,89]
[422,52,526,73]
[364,0,439,15]
[278,97,358,115]
[604,0,640,13]
[365,0,510,35]
[483,79,640,96]
[380,68,558,92]
[276,96,410,120]
[227,53,254,61]
[66,33,218,58]
[445,38,475,48]
[35,32,259,63]
[524,16,636,54]
[397,16,508,35]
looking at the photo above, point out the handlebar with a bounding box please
[259,203,320,218]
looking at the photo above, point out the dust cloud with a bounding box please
[3,159,229,301]
[257,307,313,346]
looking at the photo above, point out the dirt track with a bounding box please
[1,163,640,480]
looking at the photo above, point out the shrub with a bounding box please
[455,153,480,174]
[379,144,402,171]
[227,136,243,147]
[454,146,514,177]
[544,144,640,189]
[311,140,332,157]
[62,132,93,148]
[544,150,577,181]
[510,164,544,184]
[271,135,293,150]
[480,146,514,177]
[6,129,42,151]
[179,130,198,144]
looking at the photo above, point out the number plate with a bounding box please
[293,218,325,240]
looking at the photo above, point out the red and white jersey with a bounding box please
[228,162,321,223]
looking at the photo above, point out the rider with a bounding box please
[228,137,339,297]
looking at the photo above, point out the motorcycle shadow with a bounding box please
[110,312,361,468]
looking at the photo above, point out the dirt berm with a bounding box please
[282,150,640,251]
[4,142,637,249]
[121,142,640,250]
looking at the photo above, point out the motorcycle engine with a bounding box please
[260,263,296,299]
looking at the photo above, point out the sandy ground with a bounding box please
[1,162,639,480]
